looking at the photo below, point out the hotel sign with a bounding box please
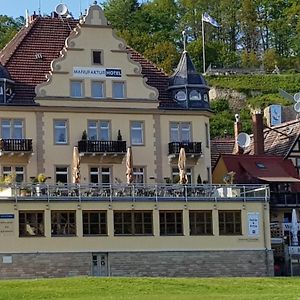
[0,214,14,236]
[248,212,260,237]
[73,67,122,78]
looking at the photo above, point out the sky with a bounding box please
[1,1,105,19]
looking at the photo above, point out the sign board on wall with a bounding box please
[73,67,122,78]
[248,212,260,237]
[0,214,14,236]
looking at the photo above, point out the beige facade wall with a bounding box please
[0,200,270,253]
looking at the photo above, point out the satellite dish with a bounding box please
[237,132,251,149]
[294,92,300,102]
[294,101,300,113]
[55,3,68,16]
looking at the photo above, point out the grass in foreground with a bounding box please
[0,277,300,300]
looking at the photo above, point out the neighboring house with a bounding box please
[0,3,272,278]
[212,113,300,275]
[210,137,235,170]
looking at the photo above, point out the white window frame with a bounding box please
[130,121,144,146]
[170,122,191,143]
[55,166,69,183]
[70,80,83,98]
[54,120,68,145]
[112,81,125,99]
[87,120,110,141]
[133,167,145,184]
[172,167,192,184]
[91,81,104,99]
[90,167,111,184]
[2,166,25,182]
[1,119,24,139]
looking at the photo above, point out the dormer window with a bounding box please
[190,90,201,101]
[203,93,209,102]
[175,90,186,101]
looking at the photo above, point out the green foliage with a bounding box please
[263,49,279,73]
[0,15,24,50]
[248,94,292,110]
[210,110,234,138]
[207,74,300,94]
[210,98,230,113]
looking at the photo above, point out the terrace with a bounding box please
[0,183,269,203]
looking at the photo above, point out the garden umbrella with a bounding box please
[72,146,80,184]
[291,208,298,246]
[126,147,134,184]
[178,147,188,184]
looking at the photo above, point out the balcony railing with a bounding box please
[168,142,202,155]
[0,139,33,152]
[270,192,300,206]
[0,183,269,203]
[78,140,126,153]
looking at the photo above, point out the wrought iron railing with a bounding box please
[270,192,300,206]
[168,142,202,155]
[0,183,269,203]
[78,140,126,153]
[0,139,33,152]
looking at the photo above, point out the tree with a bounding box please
[0,15,24,50]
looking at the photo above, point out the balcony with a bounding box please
[0,139,33,156]
[270,192,300,207]
[168,142,202,164]
[0,183,269,203]
[78,140,126,163]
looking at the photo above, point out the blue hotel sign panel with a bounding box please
[73,67,122,78]
[0,214,15,236]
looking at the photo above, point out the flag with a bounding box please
[202,12,220,27]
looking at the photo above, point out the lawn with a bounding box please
[0,277,300,300]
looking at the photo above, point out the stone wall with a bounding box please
[0,250,274,279]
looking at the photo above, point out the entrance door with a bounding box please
[92,253,108,276]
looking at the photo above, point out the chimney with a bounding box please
[233,114,243,154]
[252,112,264,155]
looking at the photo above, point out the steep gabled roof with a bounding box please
[0,16,172,105]
[211,137,235,170]
[244,119,300,157]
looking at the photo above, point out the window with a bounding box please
[170,122,191,142]
[159,211,183,235]
[92,51,102,65]
[83,211,107,235]
[256,162,266,169]
[190,90,201,101]
[133,167,145,184]
[172,167,192,184]
[175,90,186,101]
[190,211,212,235]
[219,211,241,235]
[51,211,76,236]
[2,166,24,182]
[70,81,83,97]
[112,82,125,99]
[205,123,209,148]
[114,211,153,235]
[91,81,104,98]
[19,211,44,237]
[1,119,23,139]
[130,121,144,145]
[54,120,68,144]
[88,120,110,141]
[203,93,209,102]
[90,167,111,184]
[55,166,68,183]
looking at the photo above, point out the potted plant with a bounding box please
[33,173,48,196]
[82,130,87,140]
[117,130,122,141]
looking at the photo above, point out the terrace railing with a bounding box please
[168,142,202,155]
[270,192,300,207]
[0,183,269,203]
[78,140,126,153]
[0,139,33,152]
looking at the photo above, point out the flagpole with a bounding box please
[202,13,206,74]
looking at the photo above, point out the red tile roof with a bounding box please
[244,119,300,158]
[211,138,235,170]
[0,16,173,105]
[221,154,300,184]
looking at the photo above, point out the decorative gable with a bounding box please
[35,3,158,107]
